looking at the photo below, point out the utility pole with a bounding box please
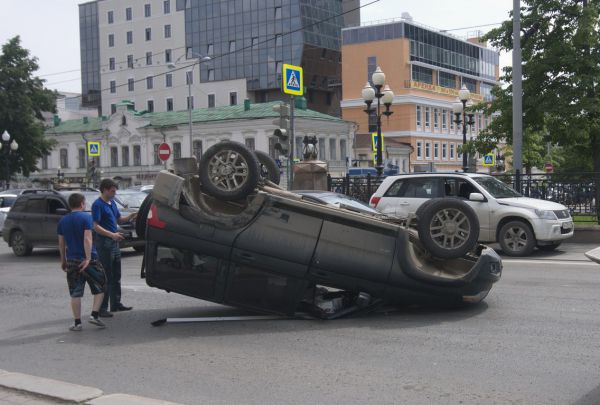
[512,0,523,192]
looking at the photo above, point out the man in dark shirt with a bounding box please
[92,179,137,317]
[57,193,107,331]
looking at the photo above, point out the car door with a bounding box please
[43,197,69,246]
[376,177,442,218]
[442,177,491,242]
[21,197,47,245]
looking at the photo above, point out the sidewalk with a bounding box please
[0,370,183,405]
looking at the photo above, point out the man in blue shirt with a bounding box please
[58,193,107,331]
[92,179,137,317]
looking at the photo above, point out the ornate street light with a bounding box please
[0,130,19,190]
[453,85,476,172]
[361,67,394,176]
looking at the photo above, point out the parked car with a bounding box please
[125,185,154,194]
[116,190,148,209]
[2,190,143,256]
[369,172,574,257]
[0,194,18,236]
[135,141,501,319]
[348,167,379,177]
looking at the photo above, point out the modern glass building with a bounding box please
[79,1,101,109]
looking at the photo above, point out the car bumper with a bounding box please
[531,219,574,241]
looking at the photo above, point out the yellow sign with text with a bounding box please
[409,81,484,102]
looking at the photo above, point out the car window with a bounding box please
[10,198,27,213]
[396,178,440,198]
[473,177,521,198]
[0,196,17,208]
[47,198,67,214]
[25,198,46,213]
[456,179,477,199]
[383,180,404,197]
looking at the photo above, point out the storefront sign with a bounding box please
[409,81,484,102]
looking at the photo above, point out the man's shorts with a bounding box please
[66,259,107,298]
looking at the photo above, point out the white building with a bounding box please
[32,100,354,188]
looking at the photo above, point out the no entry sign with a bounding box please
[158,143,171,161]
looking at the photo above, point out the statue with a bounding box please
[302,136,318,161]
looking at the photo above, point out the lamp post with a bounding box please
[453,85,475,172]
[168,53,211,159]
[361,67,394,176]
[57,166,64,184]
[0,130,19,190]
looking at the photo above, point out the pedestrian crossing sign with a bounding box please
[88,141,100,157]
[482,153,495,167]
[282,64,303,96]
[371,132,385,152]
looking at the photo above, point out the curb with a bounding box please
[0,369,183,404]
[572,224,600,244]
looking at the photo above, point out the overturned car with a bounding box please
[137,141,501,319]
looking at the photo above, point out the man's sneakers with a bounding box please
[111,304,133,312]
[89,316,106,328]
[98,309,113,318]
[69,323,83,331]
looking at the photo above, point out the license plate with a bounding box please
[562,221,573,230]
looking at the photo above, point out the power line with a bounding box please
[440,22,504,33]
[60,0,381,105]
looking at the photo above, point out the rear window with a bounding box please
[0,196,16,208]
[384,177,441,198]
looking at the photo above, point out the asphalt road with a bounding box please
[0,242,599,405]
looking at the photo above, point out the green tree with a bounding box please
[0,36,56,180]
[473,0,600,175]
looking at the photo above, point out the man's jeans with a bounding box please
[95,234,122,311]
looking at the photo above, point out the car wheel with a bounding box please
[498,220,536,257]
[10,230,32,257]
[415,198,480,259]
[254,150,280,185]
[198,141,260,201]
[135,192,153,240]
[537,241,562,252]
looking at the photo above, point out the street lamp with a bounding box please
[168,53,212,159]
[57,166,64,184]
[361,66,394,176]
[453,85,475,172]
[0,130,19,190]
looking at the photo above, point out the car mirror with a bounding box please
[55,208,69,215]
[468,192,485,202]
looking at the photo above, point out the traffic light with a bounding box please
[272,102,290,155]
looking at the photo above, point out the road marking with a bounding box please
[503,259,599,266]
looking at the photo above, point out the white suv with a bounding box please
[369,173,574,256]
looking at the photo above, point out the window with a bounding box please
[318,138,326,161]
[133,145,141,166]
[126,31,133,44]
[208,94,215,108]
[166,98,173,111]
[60,148,68,168]
[165,49,172,63]
[147,100,154,112]
[394,178,440,198]
[229,92,237,106]
[186,71,193,85]
[442,143,448,160]
[165,73,172,87]
[434,142,439,159]
[425,107,430,129]
[450,143,456,160]
[111,104,117,114]
[208,69,214,81]
[128,78,134,91]
[434,108,439,130]
[110,80,116,93]
[146,76,153,89]
[438,72,456,89]
[187,95,194,109]
[340,139,347,161]
[153,144,161,165]
[109,57,115,70]
[450,111,455,131]
[274,6,281,19]
[122,146,129,167]
[425,142,431,159]
[163,0,170,14]
[107,10,114,24]
[368,110,377,133]
[126,7,132,20]
[164,24,171,38]
[329,139,337,160]
[411,65,433,84]
[173,142,181,159]
[193,140,203,162]
[442,109,447,131]
[108,34,114,47]
[416,141,423,160]
[146,52,152,65]
[207,43,214,55]
[144,3,151,17]
[127,54,133,68]
[245,138,255,151]
[416,105,421,127]
[229,41,236,52]
[145,28,151,41]
[78,149,86,169]
[111,146,118,167]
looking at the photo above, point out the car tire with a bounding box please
[10,230,32,257]
[135,192,153,240]
[198,141,260,201]
[415,198,480,259]
[254,150,280,185]
[537,241,562,252]
[498,220,536,257]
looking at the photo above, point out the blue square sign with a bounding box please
[282,64,303,96]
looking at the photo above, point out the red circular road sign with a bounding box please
[544,162,554,173]
[158,143,171,161]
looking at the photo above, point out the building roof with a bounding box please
[46,101,348,135]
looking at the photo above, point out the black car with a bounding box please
[136,141,502,319]
[2,190,143,256]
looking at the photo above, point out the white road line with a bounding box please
[503,259,599,266]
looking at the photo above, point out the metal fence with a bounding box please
[328,172,600,223]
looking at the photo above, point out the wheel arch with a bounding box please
[495,216,535,242]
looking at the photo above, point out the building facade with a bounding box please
[31,101,354,188]
[340,17,500,172]
[80,0,359,117]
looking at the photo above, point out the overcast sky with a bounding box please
[0,0,514,94]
